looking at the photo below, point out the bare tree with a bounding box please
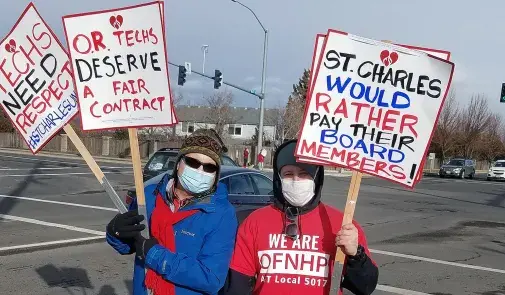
[203,90,236,138]
[477,113,505,164]
[431,91,460,160]
[141,90,185,139]
[457,94,492,158]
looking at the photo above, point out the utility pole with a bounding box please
[231,0,268,163]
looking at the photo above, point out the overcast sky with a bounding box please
[2,0,503,111]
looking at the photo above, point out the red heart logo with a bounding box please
[380,50,399,66]
[4,39,16,53]
[109,15,123,30]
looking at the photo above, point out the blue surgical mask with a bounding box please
[179,166,215,194]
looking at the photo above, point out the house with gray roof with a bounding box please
[173,105,278,144]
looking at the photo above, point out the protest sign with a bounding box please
[0,3,78,153]
[62,1,174,131]
[295,29,454,188]
[0,3,127,213]
[297,34,451,185]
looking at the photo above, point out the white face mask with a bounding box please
[281,178,315,207]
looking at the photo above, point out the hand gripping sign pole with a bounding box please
[64,124,128,213]
[128,128,149,239]
[329,171,362,293]
[329,39,391,294]
[126,0,169,241]
[128,0,170,242]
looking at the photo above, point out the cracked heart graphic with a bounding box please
[380,50,398,66]
[109,15,123,29]
[4,39,16,53]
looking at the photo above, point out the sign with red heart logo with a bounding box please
[4,39,16,53]
[0,3,79,153]
[63,1,174,131]
[295,29,454,189]
[109,15,123,29]
[380,50,399,66]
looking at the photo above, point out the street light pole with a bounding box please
[258,30,268,161]
[231,0,268,163]
[202,45,209,74]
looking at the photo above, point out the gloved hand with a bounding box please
[134,235,158,261]
[106,210,146,243]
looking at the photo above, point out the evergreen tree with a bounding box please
[282,69,310,139]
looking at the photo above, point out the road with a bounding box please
[0,151,504,295]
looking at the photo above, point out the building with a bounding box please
[173,105,278,144]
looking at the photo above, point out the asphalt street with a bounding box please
[0,151,504,295]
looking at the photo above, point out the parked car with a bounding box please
[439,158,475,179]
[487,160,505,181]
[143,148,238,182]
[126,166,273,224]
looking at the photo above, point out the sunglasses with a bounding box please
[284,207,299,240]
[183,156,218,173]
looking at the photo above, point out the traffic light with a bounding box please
[501,83,505,103]
[178,65,187,86]
[214,69,223,89]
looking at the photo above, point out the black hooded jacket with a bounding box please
[220,140,378,295]
[271,140,325,215]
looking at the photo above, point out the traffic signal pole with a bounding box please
[168,61,262,99]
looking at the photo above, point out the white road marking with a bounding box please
[371,249,505,274]
[0,195,119,212]
[0,236,104,252]
[0,214,105,235]
[0,154,131,170]
[0,171,133,177]
[376,284,430,295]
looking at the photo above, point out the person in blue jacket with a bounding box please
[105,129,238,295]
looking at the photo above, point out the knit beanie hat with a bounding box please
[178,128,224,165]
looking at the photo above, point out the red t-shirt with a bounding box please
[229,203,372,295]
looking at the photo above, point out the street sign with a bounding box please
[501,83,505,103]
[185,62,192,75]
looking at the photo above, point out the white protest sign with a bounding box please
[295,30,454,188]
[296,34,451,186]
[0,3,78,153]
[62,1,174,131]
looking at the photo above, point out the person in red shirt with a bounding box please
[243,148,249,168]
[257,151,265,171]
[222,139,378,295]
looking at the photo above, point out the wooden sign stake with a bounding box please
[63,124,127,213]
[128,128,149,238]
[329,170,363,293]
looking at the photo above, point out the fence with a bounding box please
[5,132,492,171]
[0,133,276,165]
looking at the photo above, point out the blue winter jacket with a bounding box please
[106,175,238,295]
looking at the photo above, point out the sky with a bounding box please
[1,0,503,112]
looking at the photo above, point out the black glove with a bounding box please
[106,210,146,242]
[134,235,158,261]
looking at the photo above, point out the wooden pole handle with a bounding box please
[335,170,363,263]
[63,124,127,213]
[63,124,104,180]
